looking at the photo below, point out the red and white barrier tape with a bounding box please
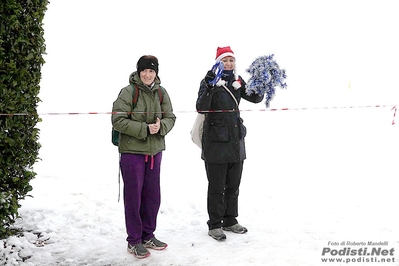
[0,104,397,124]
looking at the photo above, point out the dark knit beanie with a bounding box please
[136,55,159,75]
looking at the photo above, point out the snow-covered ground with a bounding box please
[2,108,399,265]
[2,0,399,265]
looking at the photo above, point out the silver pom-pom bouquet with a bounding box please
[246,54,287,107]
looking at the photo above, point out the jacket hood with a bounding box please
[129,71,161,87]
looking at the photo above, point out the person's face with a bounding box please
[140,69,156,86]
[220,56,235,70]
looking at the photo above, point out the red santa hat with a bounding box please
[215,46,235,62]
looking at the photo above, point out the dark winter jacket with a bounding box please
[112,72,176,155]
[196,75,264,164]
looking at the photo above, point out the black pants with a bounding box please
[205,161,244,230]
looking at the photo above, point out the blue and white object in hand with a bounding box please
[246,54,287,107]
[208,61,224,86]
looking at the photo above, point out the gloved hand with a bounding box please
[204,70,216,85]
[238,76,247,88]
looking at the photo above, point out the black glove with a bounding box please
[238,76,246,87]
[204,70,215,85]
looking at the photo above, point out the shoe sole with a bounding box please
[208,233,227,241]
[222,227,248,234]
[127,248,151,259]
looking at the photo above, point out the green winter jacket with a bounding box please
[111,72,176,155]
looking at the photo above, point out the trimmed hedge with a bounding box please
[0,0,48,239]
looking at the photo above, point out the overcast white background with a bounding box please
[2,0,399,265]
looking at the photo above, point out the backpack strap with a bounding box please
[131,84,139,108]
[117,153,121,202]
[131,85,163,107]
[157,86,163,103]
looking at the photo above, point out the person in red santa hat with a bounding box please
[196,46,265,241]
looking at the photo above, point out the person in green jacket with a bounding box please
[111,55,176,259]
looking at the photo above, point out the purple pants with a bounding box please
[120,152,162,245]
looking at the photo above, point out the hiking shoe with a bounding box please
[143,237,168,250]
[127,243,150,259]
[222,223,248,234]
[208,228,227,241]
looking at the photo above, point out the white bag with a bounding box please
[190,113,205,149]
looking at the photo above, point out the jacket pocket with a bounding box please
[209,120,229,142]
[119,134,148,152]
[238,117,247,139]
